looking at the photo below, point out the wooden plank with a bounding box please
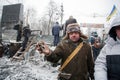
[11,36,36,61]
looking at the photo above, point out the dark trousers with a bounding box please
[17,31,22,41]
[53,35,59,46]
[21,36,29,51]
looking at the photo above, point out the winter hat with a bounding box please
[63,23,88,39]
[91,32,98,37]
[67,23,80,33]
[109,16,120,41]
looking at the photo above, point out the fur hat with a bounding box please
[63,23,88,40]
[67,23,80,33]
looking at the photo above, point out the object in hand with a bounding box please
[36,41,45,51]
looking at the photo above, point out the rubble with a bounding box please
[0,32,60,80]
[0,50,59,80]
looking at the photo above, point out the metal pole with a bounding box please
[60,3,63,26]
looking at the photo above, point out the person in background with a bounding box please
[14,21,23,42]
[21,24,31,51]
[94,16,120,80]
[89,32,101,44]
[39,30,42,38]
[63,16,77,36]
[91,37,102,61]
[52,22,61,46]
[101,30,108,46]
[36,23,94,80]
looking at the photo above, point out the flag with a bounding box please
[106,5,117,21]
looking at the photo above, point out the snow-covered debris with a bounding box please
[0,35,60,80]
[0,51,59,80]
[1,31,60,80]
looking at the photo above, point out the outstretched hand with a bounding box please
[36,41,51,55]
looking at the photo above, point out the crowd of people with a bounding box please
[2,14,120,80]
[36,15,120,80]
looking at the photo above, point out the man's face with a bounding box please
[69,32,80,42]
[94,39,101,48]
[116,27,120,39]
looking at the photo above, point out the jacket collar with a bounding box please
[67,38,83,44]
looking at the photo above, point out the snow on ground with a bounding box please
[1,31,61,80]
[0,49,60,80]
[0,35,60,80]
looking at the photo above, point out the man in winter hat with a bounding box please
[94,16,120,80]
[63,23,88,40]
[36,23,94,80]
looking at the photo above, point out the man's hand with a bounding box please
[36,41,51,55]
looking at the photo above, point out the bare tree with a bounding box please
[46,0,60,35]
[39,16,48,35]
[24,8,37,29]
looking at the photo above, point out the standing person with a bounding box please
[36,23,94,80]
[91,37,102,61]
[63,16,77,36]
[14,21,23,41]
[89,31,101,45]
[52,22,61,46]
[94,16,120,80]
[21,24,31,51]
[39,30,42,38]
